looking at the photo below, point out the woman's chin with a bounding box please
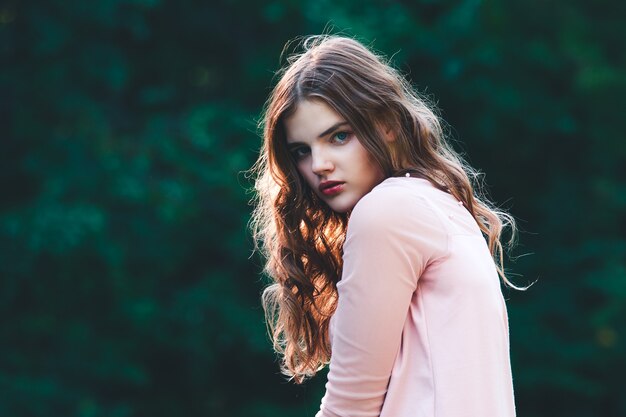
[324,196,357,214]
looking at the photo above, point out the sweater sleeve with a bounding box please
[316,185,447,417]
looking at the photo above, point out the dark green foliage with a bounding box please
[1,0,624,416]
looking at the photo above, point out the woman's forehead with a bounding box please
[284,100,347,145]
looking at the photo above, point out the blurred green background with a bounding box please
[2,0,625,416]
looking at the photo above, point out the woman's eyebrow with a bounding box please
[317,121,350,138]
[287,121,350,149]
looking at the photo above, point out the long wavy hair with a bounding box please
[249,35,523,383]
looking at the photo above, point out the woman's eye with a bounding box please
[292,147,310,160]
[332,131,351,143]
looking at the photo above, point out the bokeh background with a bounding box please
[2,0,625,416]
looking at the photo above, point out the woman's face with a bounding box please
[283,99,386,213]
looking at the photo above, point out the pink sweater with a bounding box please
[316,176,516,417]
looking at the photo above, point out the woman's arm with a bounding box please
[316,186,446,417]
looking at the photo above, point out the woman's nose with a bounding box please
[311,147,334,175]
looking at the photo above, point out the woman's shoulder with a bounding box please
[346,176,449,258]
[354,177,438,211]
[374,176,439,195]
[353,176,482,239]
[349,177,444,232]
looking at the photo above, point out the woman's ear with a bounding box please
[377,121,396,143]
[378,120,407,169]
[384,127,395,143]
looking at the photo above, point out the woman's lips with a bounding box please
[321,183,345,196]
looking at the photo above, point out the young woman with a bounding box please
[250,35,524,417]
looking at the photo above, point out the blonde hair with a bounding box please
[249,35,523,383]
